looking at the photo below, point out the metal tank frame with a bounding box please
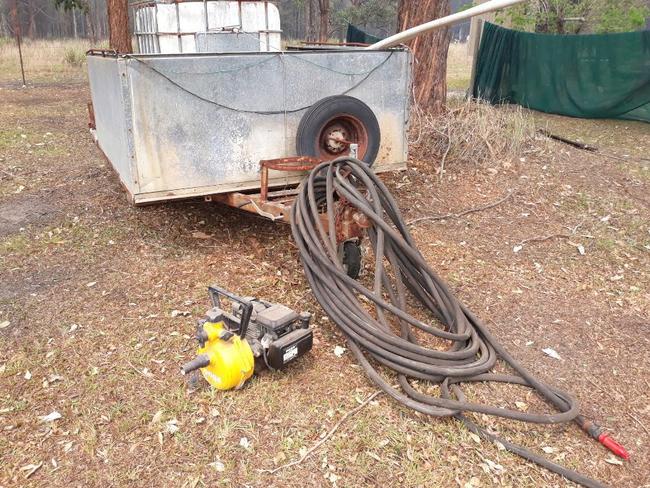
[132,0,283,54]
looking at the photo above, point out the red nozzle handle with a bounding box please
[598,433,629,460]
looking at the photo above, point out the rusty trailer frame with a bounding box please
[207,155,371,246]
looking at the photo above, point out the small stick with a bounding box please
[260,391,382,474]
[408,191,513,225]
[538,128,597,152]
[627,412,650,436]
[125,359,160,382]
[518,220,584,246]
[10,0,26,87]
[438,124,452,182]
[518,233,570,245]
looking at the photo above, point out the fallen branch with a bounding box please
[538,128,597,152]
[260,391,382,474]
[407,191,514,225]
[517,219,585,248]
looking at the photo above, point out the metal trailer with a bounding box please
[87,47,412,221]
[84,0,522,271]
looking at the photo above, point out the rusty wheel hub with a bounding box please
[325,126,349,153]
[318,115,368,160]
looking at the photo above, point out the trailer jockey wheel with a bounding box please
[338,240,362,279]
[297,96,381,165]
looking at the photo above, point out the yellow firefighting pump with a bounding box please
[180,285,313,390]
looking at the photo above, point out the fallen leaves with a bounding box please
[38,411,62,423]
[605,456,623,466]
[272,452,286,466]
[208,460,225,472]
[20,462,42,479]
[366,451,381,462]
[239,436,252,451]
[171,310,191,318]
[165,418,179,435]
[479,458,504,475]
[542,348,562,360]
[464,476,482,488]
[514,401,528,411]
[151,410,164,424]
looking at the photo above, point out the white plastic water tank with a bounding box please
[133,0,282,54]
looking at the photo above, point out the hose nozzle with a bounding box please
[598,433,629,460]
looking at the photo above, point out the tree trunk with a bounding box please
[318,0,329,42]
[85,10,95,43]
[306,0,317,42]
[0,13,8,38]
[72,8,78,38]
[27,0,36,38]
[107,0,131,53]
[398,0,450,113]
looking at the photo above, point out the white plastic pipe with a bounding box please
[365,0,526,50]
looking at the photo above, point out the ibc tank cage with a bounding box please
[131,0,282,54]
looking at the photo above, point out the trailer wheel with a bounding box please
[296,96,381,165]
[339,240,362,280]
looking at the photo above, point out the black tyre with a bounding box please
[296,95,381,165]
[339,240,362,280]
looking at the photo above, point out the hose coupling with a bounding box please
[578,416,629,460]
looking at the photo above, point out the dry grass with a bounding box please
[446,41,472,91]
[0,37,474,88]
[1,42,649,488]
[0,38,104,83]
[409,99,538,175]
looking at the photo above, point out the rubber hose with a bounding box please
[290,156,608,488]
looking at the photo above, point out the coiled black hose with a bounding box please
[290,157,608,488]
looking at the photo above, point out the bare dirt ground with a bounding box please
[1,63,649,487]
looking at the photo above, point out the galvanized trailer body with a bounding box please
[87,49,411,205]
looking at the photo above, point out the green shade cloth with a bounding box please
[346,23,383,45]
[472,22,650,122]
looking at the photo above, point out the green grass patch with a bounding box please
[0,129,25,150]
[1,233,30,253]
[63,47,86,67]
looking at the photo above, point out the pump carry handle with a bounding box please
[208,285,253,338]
